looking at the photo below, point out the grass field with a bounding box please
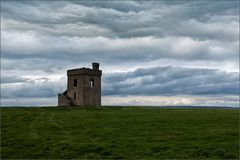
[1,106,239,159]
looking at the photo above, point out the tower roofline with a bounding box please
[67,67,102,76]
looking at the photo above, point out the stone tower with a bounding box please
[58,62,102,106]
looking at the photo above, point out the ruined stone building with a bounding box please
[58,63,102,106]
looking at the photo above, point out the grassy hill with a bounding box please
[1,107,239,159]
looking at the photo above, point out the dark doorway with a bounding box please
[74,92,76,100]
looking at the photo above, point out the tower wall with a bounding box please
[58,63,102,106]
[82,75,101,106]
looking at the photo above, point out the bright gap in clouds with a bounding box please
[1,1,239,107]
[1,95,239,108]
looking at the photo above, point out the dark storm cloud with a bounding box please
[103,66,239,96]
[2,1,239,40]
[1,77,60,98]
[72,1,144,12]
[1,35,238,73]
[1,1,239,106]
[1,66,238,99]
[1,1,238,72]
[1,76,29,84]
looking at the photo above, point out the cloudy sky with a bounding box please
[1,0,239,107]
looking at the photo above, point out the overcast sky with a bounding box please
[1,0,239,107]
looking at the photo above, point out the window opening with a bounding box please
[90,79,94,88]
[73,79,77,87]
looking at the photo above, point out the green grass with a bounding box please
[1,106,239,159]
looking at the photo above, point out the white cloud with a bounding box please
[102,95,239,107]
[1,1,239,107]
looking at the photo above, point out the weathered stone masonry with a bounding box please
[58,62,102,106]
